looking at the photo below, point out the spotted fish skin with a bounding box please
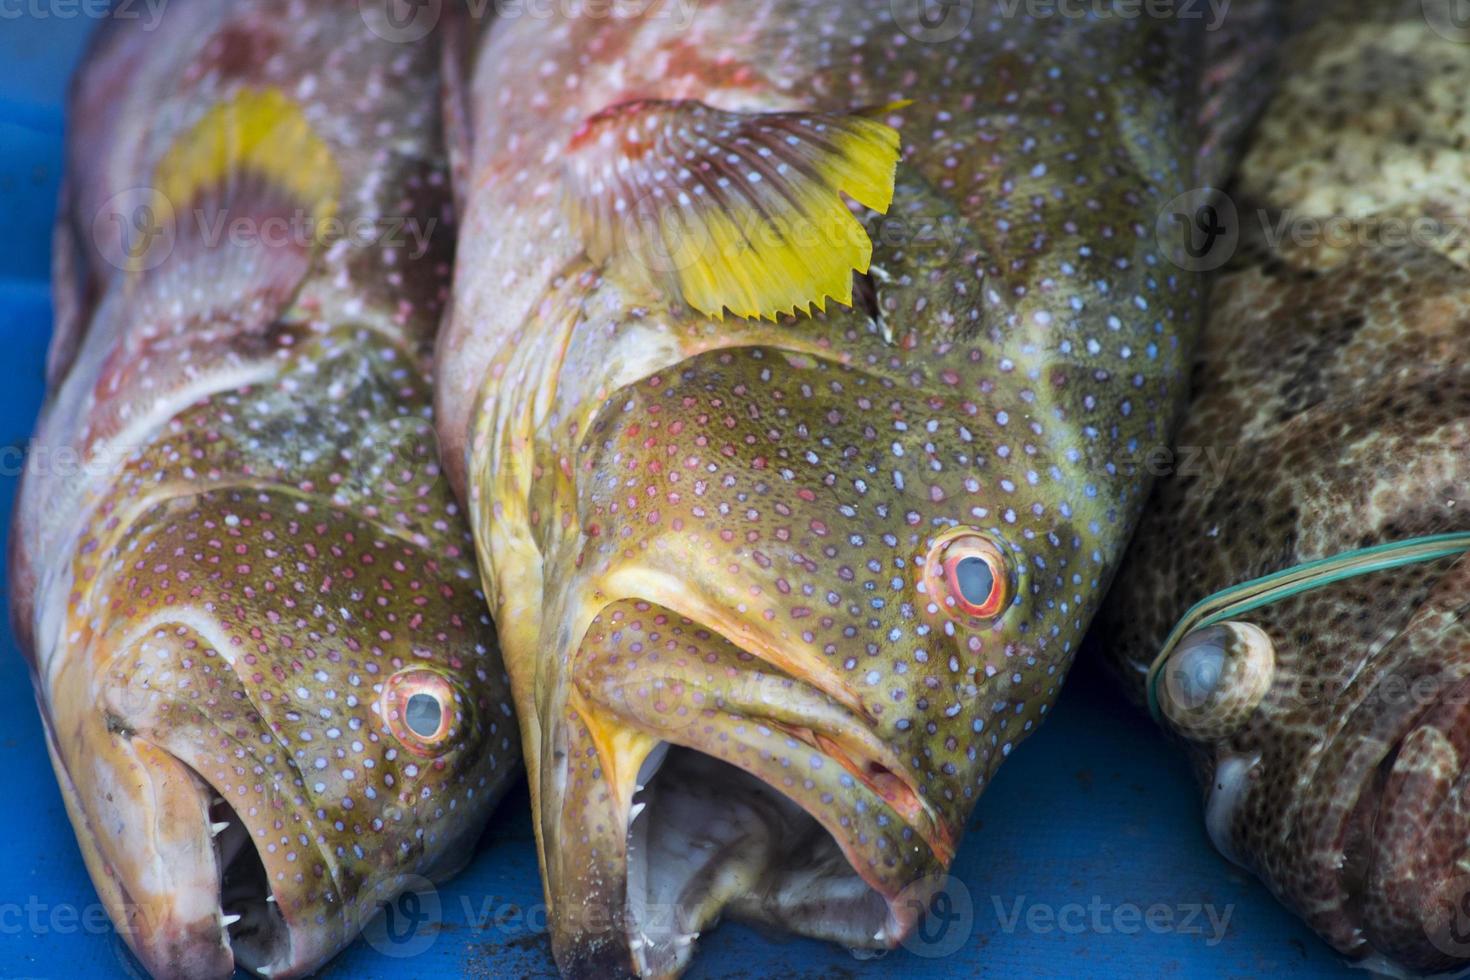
[9,2,518,977]
[1099,4,1470,974]
[437,2,1276,976]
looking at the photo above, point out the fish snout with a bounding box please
[533,598,953,978]
[44,689,313,980]
[91,670,343,979]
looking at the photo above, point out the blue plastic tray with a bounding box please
[0,13,1350,979]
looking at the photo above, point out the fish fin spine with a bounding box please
[565,98,905,322]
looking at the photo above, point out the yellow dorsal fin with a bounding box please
[564,98,905,321]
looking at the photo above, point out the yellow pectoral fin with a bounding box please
[153,87,340,239]
[564,98,905,322]
[123,87,342,331]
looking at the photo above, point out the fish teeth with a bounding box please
[221,913,242,927]
[210,821,230,837]
[266,894,276,904]
[627,802,646,822]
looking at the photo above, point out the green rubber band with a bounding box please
[1145,532,1470,724]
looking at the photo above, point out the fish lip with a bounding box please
[103,650,348,977]
[563,595,956,973]
[116,721,362,980]
[144,745,311,979]
[578,592,956,862]
[83,736,294,980]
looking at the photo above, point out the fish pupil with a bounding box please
[405,692,443,738]
[955,556,995,607]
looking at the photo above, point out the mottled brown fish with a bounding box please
[435,1,1276,976]
[1099,3,1470,974]
[9,2,518,977]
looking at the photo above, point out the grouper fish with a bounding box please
[9,1,518,976]
[434,1,1278,975]
[1099,2,1470,973]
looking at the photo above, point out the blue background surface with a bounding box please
[0,12,1353,980]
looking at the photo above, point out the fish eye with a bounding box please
[924,529,1013,623]
[1159,621,1275,742]
[381,669,461,756]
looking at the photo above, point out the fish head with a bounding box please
[14,2,519,976]
[1097,10,1470,973]
[1102,253,1470,973]
[41,471,511,979]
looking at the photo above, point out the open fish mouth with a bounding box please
[89,730,335,980]
[549,599,956,978]
[202,772,295,976]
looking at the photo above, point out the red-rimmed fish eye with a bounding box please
[381,669,461,757]
[923,530,1013,623]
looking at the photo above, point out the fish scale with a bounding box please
[10,2,519,977]
[439,2,1280,976]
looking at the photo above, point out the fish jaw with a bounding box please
[41,641,318,979]
[39,692,236,979]
[541,598,952,977]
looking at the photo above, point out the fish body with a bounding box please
[437,2,1276,975]
[10,2,517,976]
[1100,4,1470,974]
